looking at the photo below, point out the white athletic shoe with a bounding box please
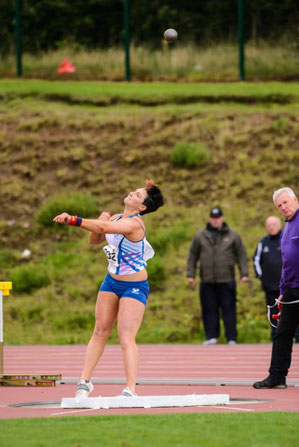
[121,386,137,397]
[75,379,94,403]
[228,340,237,345]
[202,338,217,346]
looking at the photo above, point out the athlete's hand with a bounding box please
[98,212,111,221]
[277,294,283,302]
[53,212,71,225]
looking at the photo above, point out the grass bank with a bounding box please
[0,81,299,344]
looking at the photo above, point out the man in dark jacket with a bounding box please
[253,216,283,340]
[254,216,299,341]
[187,206,248,345]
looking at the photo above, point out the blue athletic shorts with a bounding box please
[99,273,149,305]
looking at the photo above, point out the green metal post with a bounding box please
[15,0,22,77]
[237,0,245,81]
[124,0,131,81]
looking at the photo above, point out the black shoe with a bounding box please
[253,376,287,389]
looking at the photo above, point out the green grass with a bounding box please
[0,413,298,447]
[35,192,99,227]
[171,141,212,167]
[1,79,299,104]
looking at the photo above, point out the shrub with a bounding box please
[0,249,16,269]
[271,117,289,134]
[10,264,50,293]
[25,304,44,323]
[150,222,191,256]
[35,192,98,227]
[53,314,94,330]
[146,255,167,290]
[44,252,75,269]
[170,141,212,167]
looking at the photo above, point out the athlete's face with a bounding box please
[124,188,148,211]
[275,192,299,220]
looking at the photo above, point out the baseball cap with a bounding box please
[210,206,223,218]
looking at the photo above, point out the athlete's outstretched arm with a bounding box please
[88,212,112,245]
[53,212,140,236]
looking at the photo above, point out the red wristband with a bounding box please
[69,215,78,226]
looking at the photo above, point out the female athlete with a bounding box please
[53,179,164,401]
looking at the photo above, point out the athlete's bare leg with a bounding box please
[80,291,119,380]
[117,297,145,393]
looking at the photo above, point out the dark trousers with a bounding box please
[265,289,299,342]
[269,287,299,380]
[200,282,237,341]
[265,289,280,341]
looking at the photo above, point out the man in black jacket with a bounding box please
[254,215,299,342]
[187,206,248,345]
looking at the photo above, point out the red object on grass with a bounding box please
[58,60,76,74]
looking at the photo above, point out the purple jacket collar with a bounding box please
[285,207,299,222]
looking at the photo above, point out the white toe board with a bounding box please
[61,394,229,409]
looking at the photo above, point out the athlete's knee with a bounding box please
[92,323,111,339]
[118,329,136,349]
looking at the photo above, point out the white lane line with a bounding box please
[52,406,254,416]
[211,406,254,412]
[4,356,274,360]
[4,360,274,364]
[4,362,280,370]
[51,408,103,416]
[4,360,276,366]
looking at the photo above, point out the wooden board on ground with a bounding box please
[0,374,61,386]
[0,374,61,380]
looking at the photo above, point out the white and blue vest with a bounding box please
[103,214,154,275]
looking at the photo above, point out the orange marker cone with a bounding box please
[58,60,76,74]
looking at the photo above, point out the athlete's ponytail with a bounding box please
[140,179,164,215]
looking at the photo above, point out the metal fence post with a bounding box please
[237,0,245,81]
[15,0,22,77]
[124,0,131,81]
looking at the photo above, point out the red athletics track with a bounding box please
[1,344,298,419]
